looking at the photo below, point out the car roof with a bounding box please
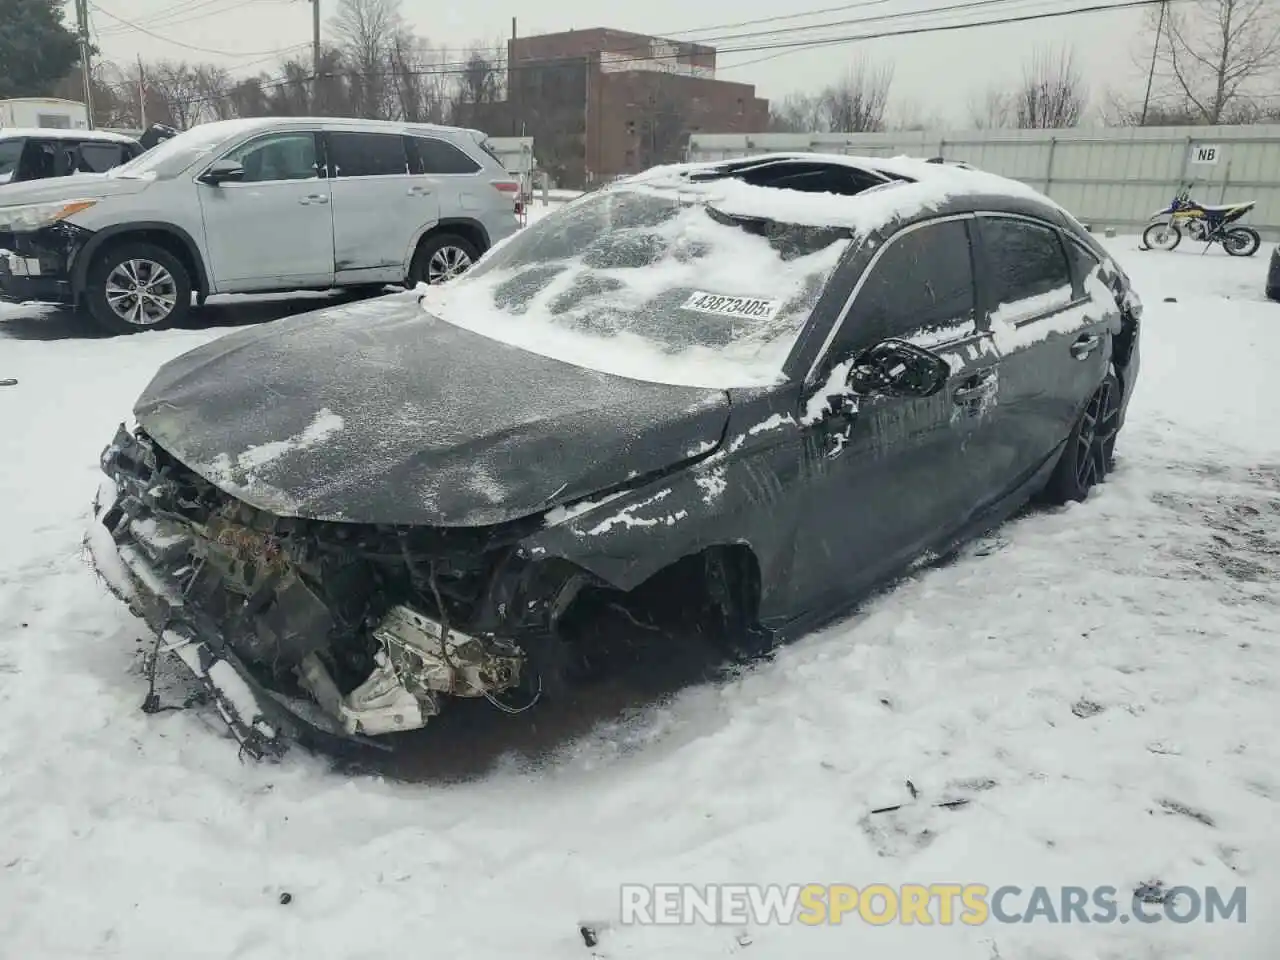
[0,127,137,145]
[618,151,1068,235]
[174,116,483,140]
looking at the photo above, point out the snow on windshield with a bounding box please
[421,188,851,389]
[109,119,265,180]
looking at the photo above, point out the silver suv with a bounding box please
[0,117,521,333]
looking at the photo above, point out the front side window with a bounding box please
[420,187,851,388]
[833,219,976,357]
[17,140,58,180]
[0,139,23,183]
[328,132,408,178]
[408,137,480,175]
[224,132,319,183]
[981,217,1073,320]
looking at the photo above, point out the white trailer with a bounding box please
[0,98,89,131]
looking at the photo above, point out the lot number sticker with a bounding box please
[682,291,782,321]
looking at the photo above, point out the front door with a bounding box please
[790,216,1000,617]
[972,214,1113,490]
[326,131,438,285]
[196,130,335,292]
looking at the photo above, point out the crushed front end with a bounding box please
[89,425,545,759]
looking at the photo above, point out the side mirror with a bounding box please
[199,160,244,185]
[847,339,950,399]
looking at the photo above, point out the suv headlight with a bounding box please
[0,199,98,233]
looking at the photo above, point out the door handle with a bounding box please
[953,374,997,403]
[407,186,432,196]
[298,194,329,205]
[1071,333,1101,359]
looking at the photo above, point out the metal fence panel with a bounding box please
[688,125,1280,240]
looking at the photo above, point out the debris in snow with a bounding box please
[906,779,919,799]
[1157,798,1216,828]
[736,932,753,947]
[278,892,293,905]
[1133,880,1167,904]
[0,379,16,387]
[1071,699,1105,719]
[579,925,599,948]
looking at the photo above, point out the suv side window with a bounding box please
[224,132,319,183]
[407,136,481,175]
[77,141,130,173]
[1066,237,1101,296]
[980,217,1073,316]
[16,140,58,180]
[0,139,22,183]
[833,218,976,356]
[328,132,408,177]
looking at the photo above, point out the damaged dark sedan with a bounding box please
[88,154,1142,758]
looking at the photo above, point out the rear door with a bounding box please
[791,216,999,614]
[973,214,1112,486]
[327,130,436,284]
[408,134,501,237]
[196,129,335,291]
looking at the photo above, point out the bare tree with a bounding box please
[889,98,946,131]
[143,61,203,129]
[818,56,894,132]
[769,93,823,133]
[968,88,1015,129]
[1014,45,1087,128]
[1152,0,1280,124]
[330,0,402,118]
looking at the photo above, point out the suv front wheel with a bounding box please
[85,241,192,334]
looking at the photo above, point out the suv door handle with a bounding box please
[299,194,329,205]
[1071,333,1101,359]
[407,185,432,196]
[953,372,997,403]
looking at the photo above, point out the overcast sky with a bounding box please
[81,0,1155,125]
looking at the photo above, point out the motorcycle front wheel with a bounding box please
[1223,227,1261,257]
[1143,221,1182,251]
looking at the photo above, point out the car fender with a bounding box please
[70,220,210,298]
[402,216,491,273]
[514,399,806,610]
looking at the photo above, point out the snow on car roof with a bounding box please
[0,127,137,144]
[621,152,1062,234]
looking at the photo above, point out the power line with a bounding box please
[125,0,1165,109]
[97,0,292,37]
[89,1,302,57]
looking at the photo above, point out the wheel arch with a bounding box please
[404,218,491,274]
[72,222,209,300]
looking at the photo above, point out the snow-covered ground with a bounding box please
[1,233,1277,959]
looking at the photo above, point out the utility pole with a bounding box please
[75,0,96,129]
[310,0,321,111]
[1139,0,1168,126]
[137,54,147,128]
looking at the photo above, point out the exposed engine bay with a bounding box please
[92,424,593,758]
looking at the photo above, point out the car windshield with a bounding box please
[422,186,851,388]
[108,121,255,180]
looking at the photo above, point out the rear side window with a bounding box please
[407,137,480,175]
[0,139,22,182]
[839,218,976,351]
[328,132,408,177]
[981,217,1073,313]
[77,141,129,172]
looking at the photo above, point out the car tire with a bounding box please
[1042,371,1122,504]
[406,233,481,287]
[85,241,192,334]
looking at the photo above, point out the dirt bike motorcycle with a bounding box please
[1142,185,1261,256]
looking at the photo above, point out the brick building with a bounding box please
[471,28,770,188]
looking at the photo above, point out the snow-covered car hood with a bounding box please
[0,173,150,202]
[132,292,731,527]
